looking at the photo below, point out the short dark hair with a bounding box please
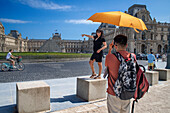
[9,49,13,52]
[151,51,153,54]
[96,29,103,38]
[114,34,127,46]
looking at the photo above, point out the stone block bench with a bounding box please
[154,69,170,81]
[145,71,159,85]
[76,76,107,102]
[16,81,50,113]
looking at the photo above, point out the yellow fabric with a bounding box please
[88,11,147,33]
[148,63,154,66]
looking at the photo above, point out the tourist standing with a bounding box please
[147,51,155,71]
[105,35,133,113]
[156,53,159,62]
[82,29,107,79]
[162,53,166,62]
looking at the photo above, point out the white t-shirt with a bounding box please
[6,52,12,59]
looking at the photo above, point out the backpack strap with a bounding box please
[112,52,124,63]
[113,52,134,63]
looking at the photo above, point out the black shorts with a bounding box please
[90,52,103,62]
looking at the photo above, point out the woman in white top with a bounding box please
[6,49,18,68]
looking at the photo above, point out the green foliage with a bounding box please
[0,52,92,59]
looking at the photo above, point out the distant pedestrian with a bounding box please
[156,53,159,62]
[147,51,155,71]
[162,53,166,62]
[82,29,107,79]
[105,35,135,113]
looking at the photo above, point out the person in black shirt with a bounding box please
[82,29,107,79]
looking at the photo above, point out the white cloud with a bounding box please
[17,0,71,10]
[0,18,32,23]
[65,19,101,24]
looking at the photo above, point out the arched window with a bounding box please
[151,34,153,40]
[158,45,162,53]
[164,45,168,53]
[141,44,146,54]
[142,15,145,22]
[134,33,136,39]
[134,48,136,54]
[142,32,145,40]
[161,35,164,40]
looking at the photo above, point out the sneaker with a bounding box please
[13,66,17,68]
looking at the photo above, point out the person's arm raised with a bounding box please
[108,41,114,54]
[82,34,94,39]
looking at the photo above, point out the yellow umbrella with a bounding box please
[87,11,147,33]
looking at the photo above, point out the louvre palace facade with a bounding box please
[0,4,169,54]
[99,4,169,54]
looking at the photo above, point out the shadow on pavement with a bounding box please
[51,94,86,103]
[0,104,17,113]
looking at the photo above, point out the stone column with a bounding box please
[166,25,170,69]
[153,43,157,53]
[137,43,141,53]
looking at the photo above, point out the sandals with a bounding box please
[94,75,101,79]
[90,74,101,79]
[90,73,97,78]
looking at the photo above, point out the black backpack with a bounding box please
[110,52,136,100]
[110,52,149,113]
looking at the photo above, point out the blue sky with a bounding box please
[0,0,169,40]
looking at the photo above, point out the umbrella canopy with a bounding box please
[88,11,147,33]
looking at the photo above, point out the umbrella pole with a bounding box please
[113,27,117,38]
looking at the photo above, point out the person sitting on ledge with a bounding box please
[82,29,107,79]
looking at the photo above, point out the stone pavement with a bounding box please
[0,76,91,113]
[53,80,170,113]
[0,61,168,113]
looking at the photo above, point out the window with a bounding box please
[142,15,145,22]
[162,28,163,31]
[167,35,168,40]
[142,32,145,40]
[134,33,136,39]
[161,35,164,40]
[151,34,153,40]
[134,48,136,54]
[150,49,152,52]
